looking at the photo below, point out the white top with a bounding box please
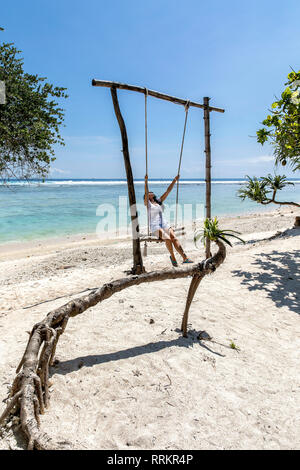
[147,200,169,233]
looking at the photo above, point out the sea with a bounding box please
[0,178,299,244]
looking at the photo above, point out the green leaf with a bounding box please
[217,235,233,247]
[194,218,245,250]
[256,69,300,171]
[0,42,67,182]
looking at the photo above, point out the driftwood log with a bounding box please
[0,241,225,450]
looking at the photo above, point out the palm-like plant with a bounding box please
[194,217,245,248]
[237,176,270,203]
[238,174,299,209]
[262,174,294,193]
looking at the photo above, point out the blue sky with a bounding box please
[2,0,300,179]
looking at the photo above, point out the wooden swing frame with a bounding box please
[0,81,225,450]
[92,80,225,272]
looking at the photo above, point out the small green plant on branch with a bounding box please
[256,70,300,171]
[0,42,68,182]
[194,217,245,248]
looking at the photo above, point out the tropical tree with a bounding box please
[241,70,300,226]
[0,41,67,182]
[256,70,300,171]
[238,174,300,225]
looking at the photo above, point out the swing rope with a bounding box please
[143,94,190,251]
[145,88,150,237]
[175,100,190,228]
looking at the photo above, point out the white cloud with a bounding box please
[217,155,274,166]
[50,167,70,175]
[64,135,115,145]
[247,155,274,163]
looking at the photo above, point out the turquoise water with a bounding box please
[0,179,299,244]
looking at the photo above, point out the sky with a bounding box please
[1,0,300,179]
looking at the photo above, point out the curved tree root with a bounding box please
[0,241,226,450]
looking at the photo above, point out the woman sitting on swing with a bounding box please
[144,175,193,267]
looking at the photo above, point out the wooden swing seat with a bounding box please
[140,226,186,243]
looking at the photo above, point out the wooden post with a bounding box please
[203,97,212,259]
[110,87,145,274]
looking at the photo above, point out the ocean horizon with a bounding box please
[1,178,300,244]
[3,177,300,185]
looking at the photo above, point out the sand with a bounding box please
[0,207,299,450]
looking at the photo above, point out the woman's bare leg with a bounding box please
[158,229,176,262]
[167,228,188,261]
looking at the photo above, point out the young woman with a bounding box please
[144,175,193,266]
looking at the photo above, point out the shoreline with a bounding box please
[0,205,297,262]
[1,178,299,249]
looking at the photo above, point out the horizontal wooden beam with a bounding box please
[92,80,225,113]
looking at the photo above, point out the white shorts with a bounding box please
[151,222,170,236]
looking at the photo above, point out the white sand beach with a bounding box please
[0,207,299,450]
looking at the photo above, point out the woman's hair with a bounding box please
[144,192,162,205]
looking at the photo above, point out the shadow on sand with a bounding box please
[51,330,225,377]
[232,248,299,315]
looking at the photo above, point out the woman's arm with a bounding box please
[160,175,179,202]
[144,175,149,206]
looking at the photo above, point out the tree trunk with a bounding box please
[181,274,201,336]
[110,86,145,275]
[181,240,226,336]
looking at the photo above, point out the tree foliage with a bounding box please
[238,174,299,208]
[0,42,67,181]
[257,70,300,171]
